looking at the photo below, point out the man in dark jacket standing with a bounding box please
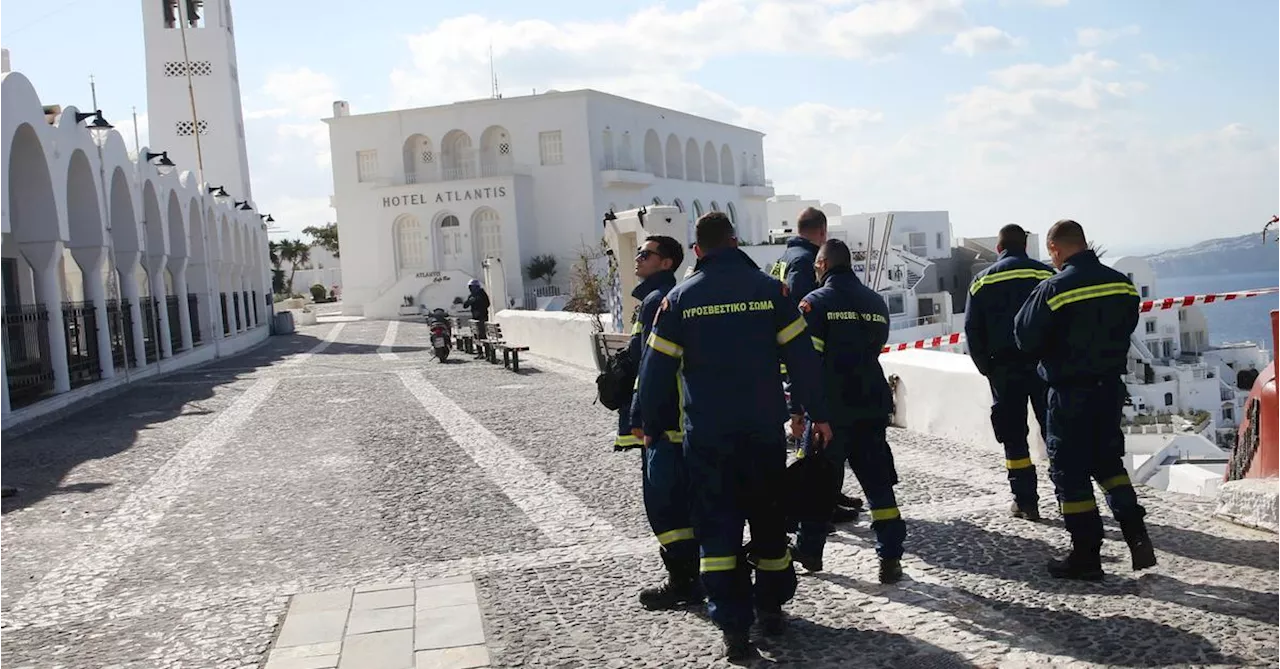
[1014,219,1156,580]
[463,279,491,359]
[788,239,904,585]
[964,224,1055,520]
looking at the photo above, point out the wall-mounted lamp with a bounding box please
[259,213,275,223]
[235,200,253,211]
[75,110,114,142]
[207,185,229,199]
[144,151,176,176]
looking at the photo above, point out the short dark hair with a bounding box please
[817,239,852,271]
[997,224,1028,252]
[797,207,827,234]
[644,234,684,268]
[1047,219,1087,247]
[695,211,736,250]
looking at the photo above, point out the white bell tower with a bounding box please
[141,0,253,203]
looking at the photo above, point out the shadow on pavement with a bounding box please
[817,571,1244,667]
[1144,521,1278,571]
[755,616,979,668]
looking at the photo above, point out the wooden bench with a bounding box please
[449,317,476,354]
[480,322,530,372]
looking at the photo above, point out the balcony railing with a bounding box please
[602,156,642,172]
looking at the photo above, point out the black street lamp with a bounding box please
[144,151,176,176]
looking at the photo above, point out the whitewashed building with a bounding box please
[324,90,776,319]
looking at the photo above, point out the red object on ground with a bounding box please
[1230,310,1278,480]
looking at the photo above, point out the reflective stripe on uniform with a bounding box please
[754,550,792,572]
[811,336,825,352]
[631,321,643,335]
[656,527,695,545]
[614,434,642,448]
[1060,499,1098,514]
[870,507,901,521]
[664,430,684,443]
[779,363,788,375]
[776,316,806,345]
[700,555,737,573]
[970,268,1054,295]
[771,261,787,281]
[1100,473,1131,490]
[648,333,684,358]
[1047,282,1139,311]
[1005,457,1034,470]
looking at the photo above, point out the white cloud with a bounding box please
[1075,24,1141,48]
[115,112,149,158]
[1139,53,1173,72]
[946,26,1025,55]
[990,51,1118,88]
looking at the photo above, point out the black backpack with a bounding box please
[596,347,636,411]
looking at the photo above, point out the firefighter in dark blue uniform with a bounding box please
[788,240,905,584]
[1014,219,1157,580]
[620,235,703,609]
[638,212,832,661]
[770,208,864,519]
[964,224,1056,520]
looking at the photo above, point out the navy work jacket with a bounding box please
[638,247,829,438]
[964,249,1055,376]
[1014,249,1139,386]
[625,270,680,440]
[769,237,820,309]
[791,267,893,423]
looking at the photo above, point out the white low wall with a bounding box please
[495,310,616,371]
[881,349,1049,463]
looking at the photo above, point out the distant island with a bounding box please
[1144,233,1280,278]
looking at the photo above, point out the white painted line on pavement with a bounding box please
[12,378,280,614]
[282,322,346,367]
[397,370,617,546]
[377,320,400,361]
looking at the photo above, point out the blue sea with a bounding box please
[1156,271,1279,351]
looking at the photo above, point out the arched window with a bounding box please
[665,134,683,179]
[710,201,720,213]
[402,134,433,184]
[603,128,615,169]
[643,130,663,177]
[394,214,427,271]
[726,202,737,226]
[1164,392,1174,406]
[693,200,704,218]
[652,196,663,206]
[672,198,685,213]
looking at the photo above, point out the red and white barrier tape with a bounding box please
[881,286,1279,354]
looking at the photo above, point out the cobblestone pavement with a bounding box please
[2,319,1276,668]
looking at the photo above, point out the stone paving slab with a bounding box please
[1,320,1274,668]
[268,576,489,669]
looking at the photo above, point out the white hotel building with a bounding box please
[324,90,775,319]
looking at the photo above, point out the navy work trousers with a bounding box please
[988,364,1048,508]
[685,428,796,634]
[1045,378,1146,551]
[796,418,905,561]
[641,437,699,578]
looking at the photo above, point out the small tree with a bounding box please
[279,239,312,294]
[303,222,340,258]
[564,239,616,329]
[526,254,558,286]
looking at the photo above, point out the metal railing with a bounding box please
[61,301,102,388]
[108,299,137,368]
[251,290,259,326]
[221,293,231,336]
[166,295,184,352]
[188,294,202,345]
[522,285,564,310]
[3,304,55,407]
[140,297,161,363]
[232,293,242,331]
[405,152,528,184]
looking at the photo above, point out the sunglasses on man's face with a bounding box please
[636,249,662,261]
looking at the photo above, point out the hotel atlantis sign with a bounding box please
[382,186,508,208]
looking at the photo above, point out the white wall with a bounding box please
[495,309,617,370]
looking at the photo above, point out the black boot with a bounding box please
[1120,518,1157,571]
[837,493,864,510]
[789,543,823,573]
[831,506,861,523]
[1047,546,1104,581]
[756,607,786,636]
[878,558,903,584]
[721,630,752,662]
[1009,500,1042,521]
[638,576,703,610]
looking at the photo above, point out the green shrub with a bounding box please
[309,284,327,302]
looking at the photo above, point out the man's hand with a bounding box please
[789,414,805,440]
[810,422,833,450]
[631,428,644,440]
[643,435,653,448]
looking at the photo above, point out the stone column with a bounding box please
[70,246,116,380]
[116,251,147,367]
[148,254,173,359]
[170,256,193,351]
[21,241,71,393]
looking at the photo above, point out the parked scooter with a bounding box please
[427,308,451,362]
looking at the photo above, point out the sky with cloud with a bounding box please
[3,0,1277,255]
